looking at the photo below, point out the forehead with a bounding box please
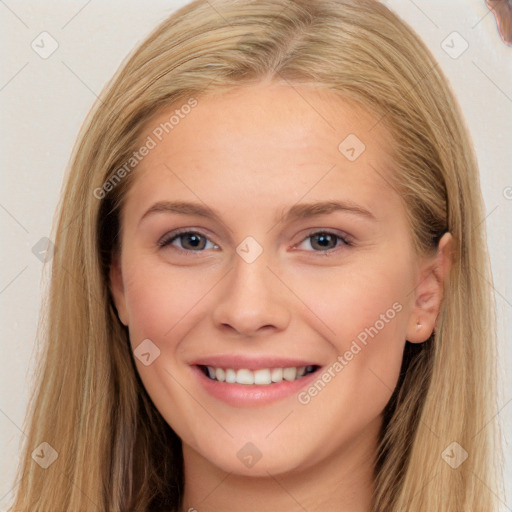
[124,83,399,221]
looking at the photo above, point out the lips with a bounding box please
[189,355,323,406]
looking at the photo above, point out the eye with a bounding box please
[158,230,218,252]
[158,229,350,253]
[296,231,351,252]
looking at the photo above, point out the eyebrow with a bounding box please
[138,199,376,227]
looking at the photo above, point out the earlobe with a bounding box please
[109,252,129,326]
[406,232,454,343]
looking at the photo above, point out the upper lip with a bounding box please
[190,355,321,371]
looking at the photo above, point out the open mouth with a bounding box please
[198,364,320,385]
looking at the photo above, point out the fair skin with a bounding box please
[110,81,452,512]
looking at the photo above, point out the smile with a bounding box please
[199,365,319,385]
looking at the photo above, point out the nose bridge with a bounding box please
[212,248,290,335]
[231,251,272,300]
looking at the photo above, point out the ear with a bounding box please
[109,250,129,326]
[406,232,454,343]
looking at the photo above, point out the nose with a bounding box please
[211,252,291,337]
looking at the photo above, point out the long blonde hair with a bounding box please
[10,1,501,510]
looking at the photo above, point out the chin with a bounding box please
[185,434,316,477]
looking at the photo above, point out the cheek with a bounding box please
[294,254,413,388]
[122,258,214,344]
[298,257,411,339]
[287,264,411,466]
[120,260,214,445]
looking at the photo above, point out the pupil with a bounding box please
[184,234,205,250]
[312,233,335,250]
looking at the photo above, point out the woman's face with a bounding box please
[110,82,446,477]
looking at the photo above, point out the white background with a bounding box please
[1,1,511,509]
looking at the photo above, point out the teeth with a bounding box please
[283,367,297,381]
[204,365,314,385]
[254,369,272,385]
[225,368,237,383]
[271,368,283,382]
[236,369,254,385]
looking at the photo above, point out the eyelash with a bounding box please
[157,228,353,255]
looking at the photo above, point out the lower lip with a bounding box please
[191,365,322,407]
